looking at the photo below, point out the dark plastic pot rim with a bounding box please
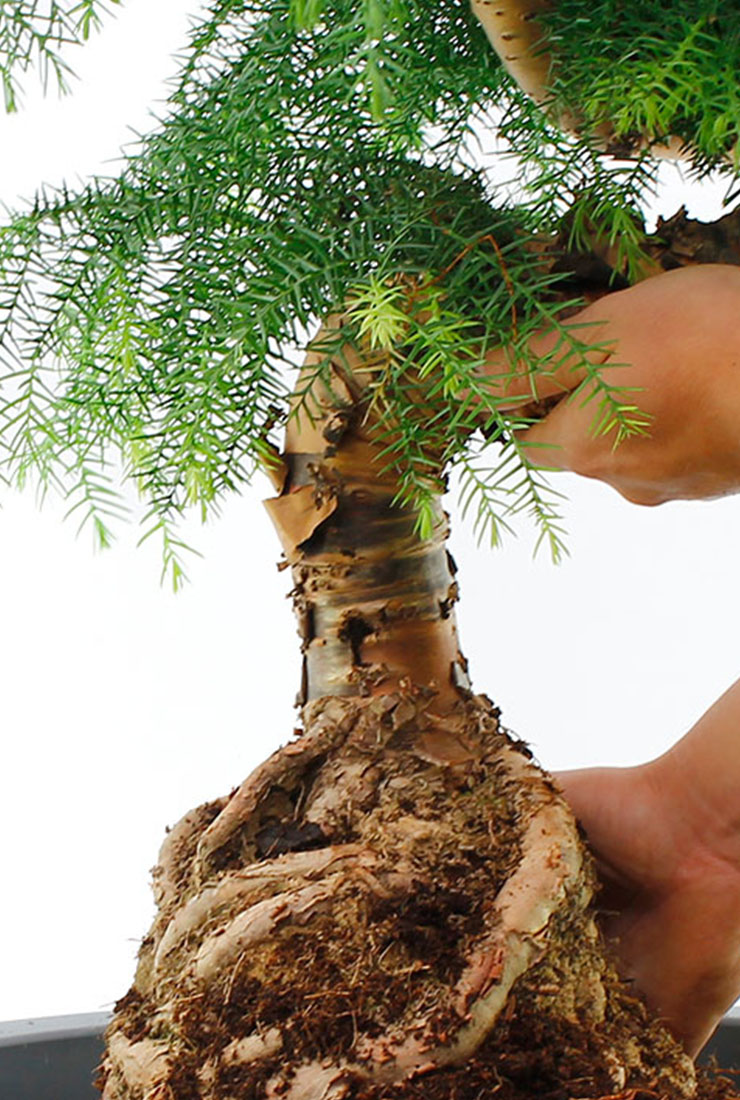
[0,1012,112,1049]
[0,1007,737,1049]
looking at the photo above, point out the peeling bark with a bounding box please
[99,411,700,1100]
[98,216,740,1100]
[266,341,470,713]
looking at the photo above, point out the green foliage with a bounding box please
[0,0,737,584]
[0,1,120,111]
[541,1,740,169]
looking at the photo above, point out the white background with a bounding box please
[0,0,738,1023]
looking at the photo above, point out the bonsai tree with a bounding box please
[1,2,739,1098]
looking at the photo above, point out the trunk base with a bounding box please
[99,692,733,1100]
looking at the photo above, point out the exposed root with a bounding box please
[194,865,415,984]
[195,698,358,876]
[153,801,228,911]
[154,845,369,971]
[99,692,701,1100]
[103,1032,172,1098]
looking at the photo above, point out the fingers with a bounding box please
[479,304,617,411]
[514,384,605,475]
[515,397,665,504]
[515,402,573,471]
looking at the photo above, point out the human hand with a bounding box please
[556,687,740,1058]
[482,264,740,505]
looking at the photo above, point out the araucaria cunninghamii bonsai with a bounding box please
[1,2,739,1098]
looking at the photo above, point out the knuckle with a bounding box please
[567,441,609,480]
[616,485,666,507]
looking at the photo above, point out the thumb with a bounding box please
[514,391,594,473]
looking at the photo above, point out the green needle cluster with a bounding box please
[0,0,737,585]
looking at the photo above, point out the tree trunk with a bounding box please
[98,213,740,1100]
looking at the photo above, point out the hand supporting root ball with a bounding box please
[557,677,740,1058]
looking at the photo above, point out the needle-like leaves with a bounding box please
[0,0,121,111]
[0,0,737,584]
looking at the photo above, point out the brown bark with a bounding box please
[470,0,581,133]
[265,336,469,714]
[97,212,740,1100]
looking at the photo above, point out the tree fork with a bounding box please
[263,196,740,712]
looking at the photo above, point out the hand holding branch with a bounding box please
[481,264,740,505]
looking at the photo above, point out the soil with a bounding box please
[97,692,738,1100]
[98,210,740,1099]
